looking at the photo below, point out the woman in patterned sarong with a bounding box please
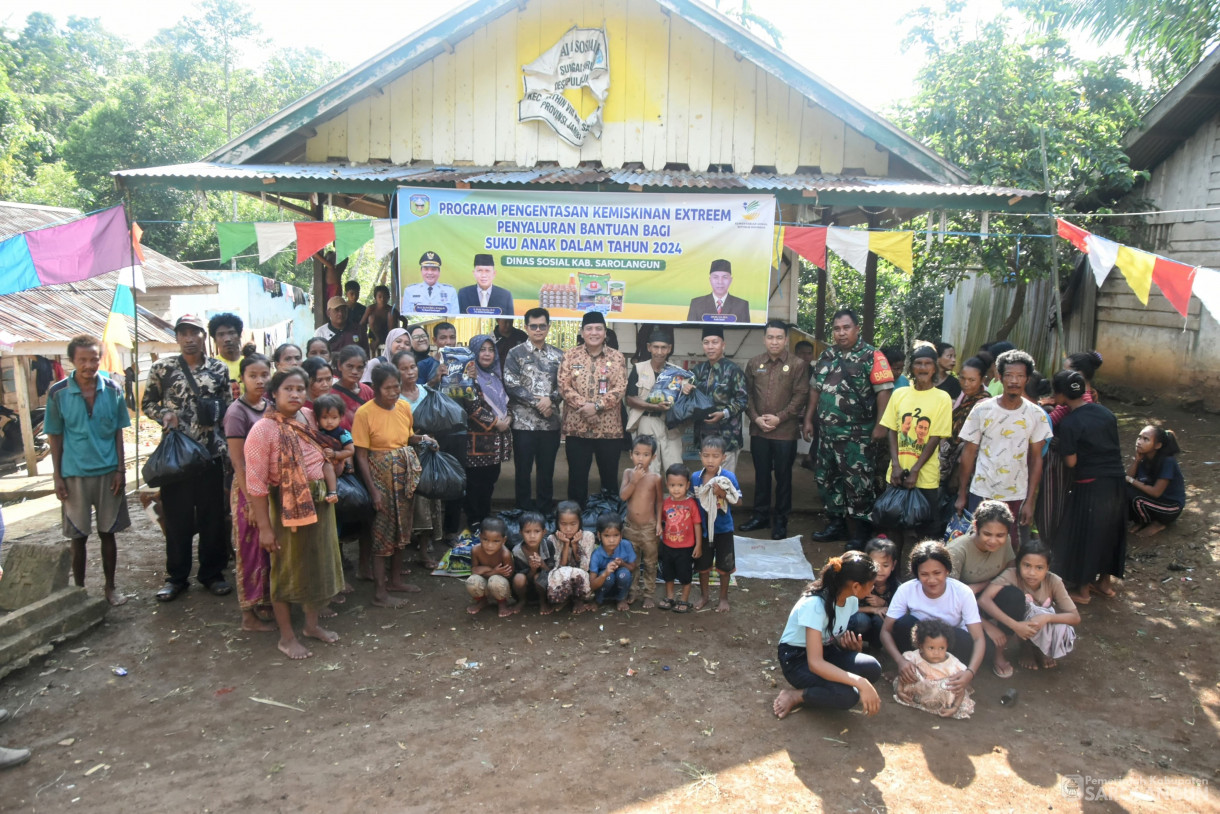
[353,363,437,608]
[224,353,274,632]
[245,368,344,660]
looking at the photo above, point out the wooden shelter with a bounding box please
[114,0,1046,355]
[0,202,218,474]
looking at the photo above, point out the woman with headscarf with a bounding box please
[361,328,411,385]
[459,334,513,527]
[408,325,439,385]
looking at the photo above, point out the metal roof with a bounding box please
[114,162,1046,212]
[0,201,218,294]
[201,0,969,185]
[1124,46,1220,171]
[0,286,178,351]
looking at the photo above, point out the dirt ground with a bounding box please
[0,402,1216,814]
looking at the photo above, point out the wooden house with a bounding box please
[115,0,1045,361]
[1099,48,1220,395]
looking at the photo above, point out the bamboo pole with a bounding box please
[13,356,38,475]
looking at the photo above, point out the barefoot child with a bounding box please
[1127,424,1186,538]
[690,436,741,612]
[546,501,597,614]
[620,435,664,608]
[512,512,556,614]
[979,540,1080,672]
[658,464,701,613]
[588,513,638,611]
[313,394,355,503]
[893,619,975,719]
[466,517,516,618]
[848,536,899,646]
[773,552,882,718]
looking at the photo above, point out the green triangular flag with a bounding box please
[218,223,257,264]
[333,220,375,263]
[111,283,135,318]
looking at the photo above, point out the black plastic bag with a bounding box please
[413,391,468,436]
[581,489,627,529]
[870,485,932,529]
[335,472,372,521]
[142,428,212,488]
[416,447,466,501]
[666,388,716,429]
[497,508,524,548]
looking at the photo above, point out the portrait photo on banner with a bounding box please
[394,187,775,324]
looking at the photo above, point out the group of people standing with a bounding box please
[773,326,1188,719]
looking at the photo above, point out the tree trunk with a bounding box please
[994,278,1026,341]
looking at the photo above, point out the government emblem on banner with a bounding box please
[409,194,430,217]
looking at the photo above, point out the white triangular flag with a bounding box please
[826,227,870,274]
[372,219,397,259]
[254,223,297,264]
[114,264,146,292]
[1190,267,1220,322]
[1084,234,1119,288]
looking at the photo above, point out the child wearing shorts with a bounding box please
[658,464,701,612]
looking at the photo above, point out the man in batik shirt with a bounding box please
[682,325,748,473]
[503,307,565,512]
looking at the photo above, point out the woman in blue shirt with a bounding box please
[773,551,882,718]
[1127,424,1186,537]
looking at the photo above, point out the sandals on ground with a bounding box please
[673,600,693,613]
[657,598,676,611]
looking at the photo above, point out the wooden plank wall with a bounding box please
[1143,109,1220,269]
[304,0,891,175]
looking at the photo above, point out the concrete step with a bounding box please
[0,588,108,680]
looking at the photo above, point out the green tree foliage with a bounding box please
[887,9,1147,341]
[1052,0,1219,94]
[0,3,343,290]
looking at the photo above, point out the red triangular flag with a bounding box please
[1152,257,1194,318]
[294,222,336,265]
[783,225,828,269]
[1057,218,1091,253]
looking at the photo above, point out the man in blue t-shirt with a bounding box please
[45,336,131,606]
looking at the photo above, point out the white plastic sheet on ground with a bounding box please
[732,535,815,581]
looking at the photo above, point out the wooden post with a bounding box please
[13,356,38,475]
[862,213,880,344]
[312,200,326,328]
[815,266,827,343]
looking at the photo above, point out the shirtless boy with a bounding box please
[620,435,664,608]
[466,517,516,618]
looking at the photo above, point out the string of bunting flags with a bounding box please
[217,219,398,265]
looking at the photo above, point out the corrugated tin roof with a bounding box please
[0,286,177,349]
[114,162,1041,200]
[0,201,218,293]
[1124,47,1220,171]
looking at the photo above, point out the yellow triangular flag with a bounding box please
[1115,244,1155,305]
[868,231,914,273]
[101,310,131,350]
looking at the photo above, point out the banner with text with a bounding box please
[396,188,774,324]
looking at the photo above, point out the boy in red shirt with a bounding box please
[658,464,702,612]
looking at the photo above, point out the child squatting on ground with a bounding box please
[546,501,597,614]
[893,618,976,719]
[690,436,740,612]
[588,513,638,611]
[848,536,899,646]
[978,540,1080,671]
[658,464,702,612]
[620,434,664,608]
[511,512,556,615]
[466,517,516,618]
[773,551,883,718]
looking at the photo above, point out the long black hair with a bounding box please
[804,551,877,637]
[1146,424,1181,482]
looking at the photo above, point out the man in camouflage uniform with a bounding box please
[683,326,749,473]
[802,308,894,549]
